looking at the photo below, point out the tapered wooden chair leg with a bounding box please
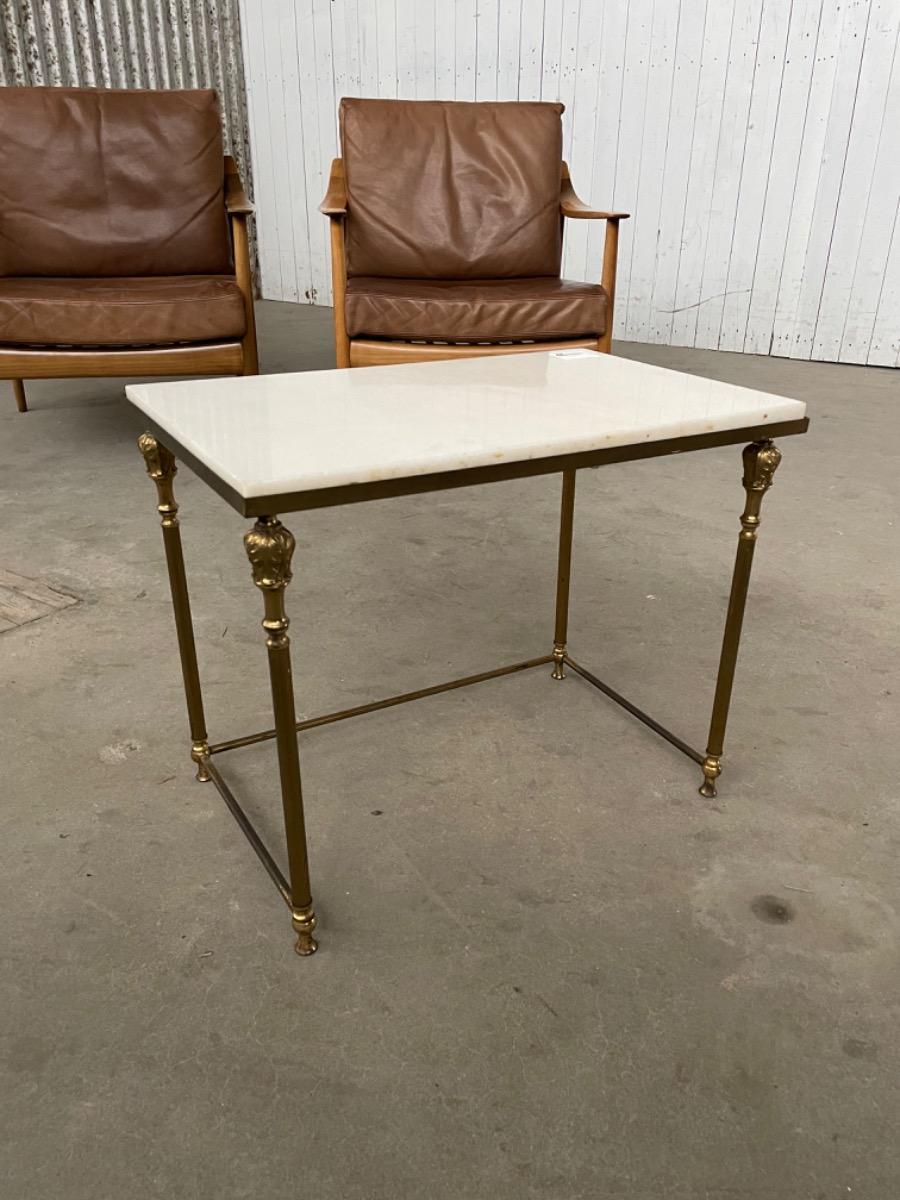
[12,379,27,413]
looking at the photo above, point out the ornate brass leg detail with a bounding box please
[699,440,782,798]
[244,516,318,956]
[138,433,210,781]
[551,469,577,680]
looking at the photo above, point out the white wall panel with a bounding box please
[778,0,871,359]
[648,0,705,345]
[241,0,900,365]
[817,0,900,362]
[692,0,763,351]
[624,0,679,343]
[668,0,731,349]
[717,0,792,353]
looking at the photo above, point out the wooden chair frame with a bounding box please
[320,158,629,367]
[4,156,258,413]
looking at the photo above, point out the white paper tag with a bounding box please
[549,349,597,359]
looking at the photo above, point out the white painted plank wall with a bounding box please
[239,0,900,365]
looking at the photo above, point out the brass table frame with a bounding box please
[137,415,808,956]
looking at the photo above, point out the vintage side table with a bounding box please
[127,350,808,957]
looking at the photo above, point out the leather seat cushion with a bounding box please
[344,277,607,342]
[0,276,246,347]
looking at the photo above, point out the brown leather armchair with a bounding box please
[0,86,257,413]
[320,98,628,368]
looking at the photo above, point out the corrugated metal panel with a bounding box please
[0,0,255,277]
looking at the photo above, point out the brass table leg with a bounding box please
[138,434,210,781]
[551,469,577,679]
[244,516,318,956]
[700,440,782,797]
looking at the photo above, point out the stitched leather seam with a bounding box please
[349,330,601,340]
[347,294,603,304]
[0,296,239,306]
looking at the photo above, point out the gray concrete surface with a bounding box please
[2,303,898,1199]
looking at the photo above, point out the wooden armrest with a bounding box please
[560,164,629,220]
[320,158,348,216]
[224,155,253,215]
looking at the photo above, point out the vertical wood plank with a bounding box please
[396,0,416,99]
[670,0,735,346]
[434,0,455,98]
[413,0,436,99]
[563,0,604,282]
[613,0,661,339]
[518,0,545,101]
[813,1,900,362]
[788,0,871,359]
[743,0,824,354]
[358,0,378,96]
[769,0,852,357]
[624,0,680,342]
[866,205,900,365]
[556,0,581,161]
[845,21,900,364]
[266,0,303,303]
[648,0,706,344]
[331,0,350,109]
[301,0,337,303]
[241,0,283,298]
[497,0,522,99]
[475,0,500,100]
[539,0,563,103]
[693,0,764,350]
[375,0,398,97]
[454,0,477,101]
[584,0,629,290]
[717,0,793,351]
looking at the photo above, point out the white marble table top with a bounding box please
[127,350,807,507]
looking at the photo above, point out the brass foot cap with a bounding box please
[292,906,318,957]
[699,756,721,799]
[192,742,211,782]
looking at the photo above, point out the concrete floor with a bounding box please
[3,303,899,1199]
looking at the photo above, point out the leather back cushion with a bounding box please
[340,99,563,279]
[0,87,231,277]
